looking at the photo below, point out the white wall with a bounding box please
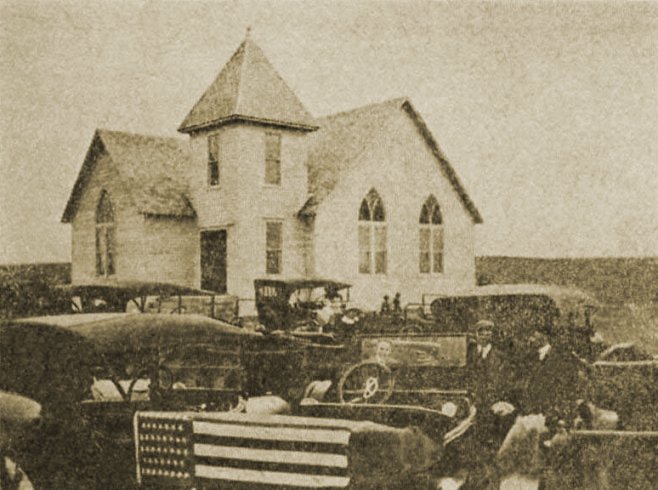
[313,109,476,309]
[187,124,311,300]
[71,108,477,310]
[71,150,132,283]
[71,150,197,286]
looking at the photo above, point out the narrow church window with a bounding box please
[208,133,220,186]
[419,195,443,274]
[95,190,115,277]
[358,189,387,274]
[264,132,281,185]
[266,221,283,274]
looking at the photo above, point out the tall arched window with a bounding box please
[95,190,115,276]
[419,195,443,274]
[358,189,386,274]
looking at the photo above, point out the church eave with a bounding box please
[178,114,318,134]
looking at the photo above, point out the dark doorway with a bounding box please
[200,230,227,293]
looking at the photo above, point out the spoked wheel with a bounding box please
[337,360,395,404]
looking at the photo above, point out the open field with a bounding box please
[476,256,658,305]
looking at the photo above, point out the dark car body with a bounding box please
[133,331,479,488]
[0,391,42,488]
[55,280,239,321]
[255,277,353,331]
[0,313,308,488]
[428,284,601,359]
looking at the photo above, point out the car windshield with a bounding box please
[360,335,468,367]
[164,344,243,390]
[289,286,336,304]
[88,342,244,401]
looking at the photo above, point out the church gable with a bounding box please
[309,104,479,307]
[301,98,482,224]
[62,130,195,224]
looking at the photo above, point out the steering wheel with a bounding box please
[337,360,395,404]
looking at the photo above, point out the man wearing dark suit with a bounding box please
[463,320,521,489]
[470,321,521,416]
[519,328,592,428]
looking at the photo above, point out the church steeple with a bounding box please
[178,33,316,133]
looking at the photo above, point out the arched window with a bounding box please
[95,190,115,276]
[358,189,386,274]
[419,195,443,273]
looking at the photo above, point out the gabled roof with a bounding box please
[178,36,316,133]
[61,129,195,223]
[301,98,483,224]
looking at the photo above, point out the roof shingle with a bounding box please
[178,37,316,133]
[61,130,195,222]
[302,98,483,223]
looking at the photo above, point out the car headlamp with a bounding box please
[441,401,458,418]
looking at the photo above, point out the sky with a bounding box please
[0,0,656,264]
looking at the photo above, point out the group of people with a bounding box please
[380,292,403,315]
[461,319,594,489]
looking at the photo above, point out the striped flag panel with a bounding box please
[135,412,352,489]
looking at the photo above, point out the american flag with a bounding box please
[135,411,352,489]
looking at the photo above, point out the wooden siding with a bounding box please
[188,124,309,300]
[71,151,131,283]
[70,150,196,287]
[313,109,476,309]
[70,108,475,309]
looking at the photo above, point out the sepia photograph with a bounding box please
[1,1,656,488]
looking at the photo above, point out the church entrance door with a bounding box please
[200,229,227,294]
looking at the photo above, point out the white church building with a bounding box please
[62,33,482,309]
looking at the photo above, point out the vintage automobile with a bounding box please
[255,278,358,332]
[0,312,310,489]
[130,302,658,490]
[55,280,239,322]
[132,330,485,489]
[4,295,654,488]
[255,281,605,355]
[426,284,602,360]
[2,310,480,489]
[254,278,448,340]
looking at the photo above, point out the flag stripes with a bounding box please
[135,412,353,488]
[195,465,351,488]
[194,443,349,468]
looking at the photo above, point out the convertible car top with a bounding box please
[56,280,219,299]
[15,313,257,353]
[433,284,598,309]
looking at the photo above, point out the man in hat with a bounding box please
[462,320,520,489]
[380,295,391,315]
[470,320,519,414]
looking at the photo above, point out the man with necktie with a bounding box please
[462,320,520,489]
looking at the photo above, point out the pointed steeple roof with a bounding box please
[178,34,316,133]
